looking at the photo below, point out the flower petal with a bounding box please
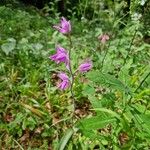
[79,61,92,72]
[58,72,69,80]
[53,17,71,34]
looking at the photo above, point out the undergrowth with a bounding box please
[0,1,150,149]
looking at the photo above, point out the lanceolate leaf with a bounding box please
[92,108,121,120]
[58,128,74,150]
[87,70,129,92]
[78,115,116,131]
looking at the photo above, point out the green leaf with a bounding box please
[87,70,129,92]
[32,43,43,50]
[88,96,102,109]
[78,114,116,139]
[139,114,150,126]
[82,84,95,96]
[100,93,116,108]
[22,117,36,130]
[58,128,74,150]
[92,108,121,120]
[103,73,126,90]
[86,70,105,84]
[133,113,150,136]
[79,115,116,131]
[1,38,16,55]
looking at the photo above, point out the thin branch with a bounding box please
[13,139,24,150]
[123,71,150,110]
[50,117,71,127]
[134,71,150,93]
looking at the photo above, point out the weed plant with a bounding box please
[0,0,150,149]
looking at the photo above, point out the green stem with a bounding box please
[122,71,150,114]
[68,35,76,119]
[123,29,137,65]
[134,71,150,93]
[101,42,111,70]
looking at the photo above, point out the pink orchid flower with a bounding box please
[49,45,69,67]
[57,72,70,90]
[53,17,71,34]
[78,60,92,73]
[98,34,110,44]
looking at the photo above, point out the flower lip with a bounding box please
[58,72,69,81]
[58,80,69,90]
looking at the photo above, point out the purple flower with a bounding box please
[98,34,109,44]
[58,72,69,80]
[53,17,71,34]
[78,61,92,73]
[57,72,70,90]
[49,45,69,66]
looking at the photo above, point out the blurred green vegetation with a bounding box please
[0,0,150,149]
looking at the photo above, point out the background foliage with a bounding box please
[0,0,150,149]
